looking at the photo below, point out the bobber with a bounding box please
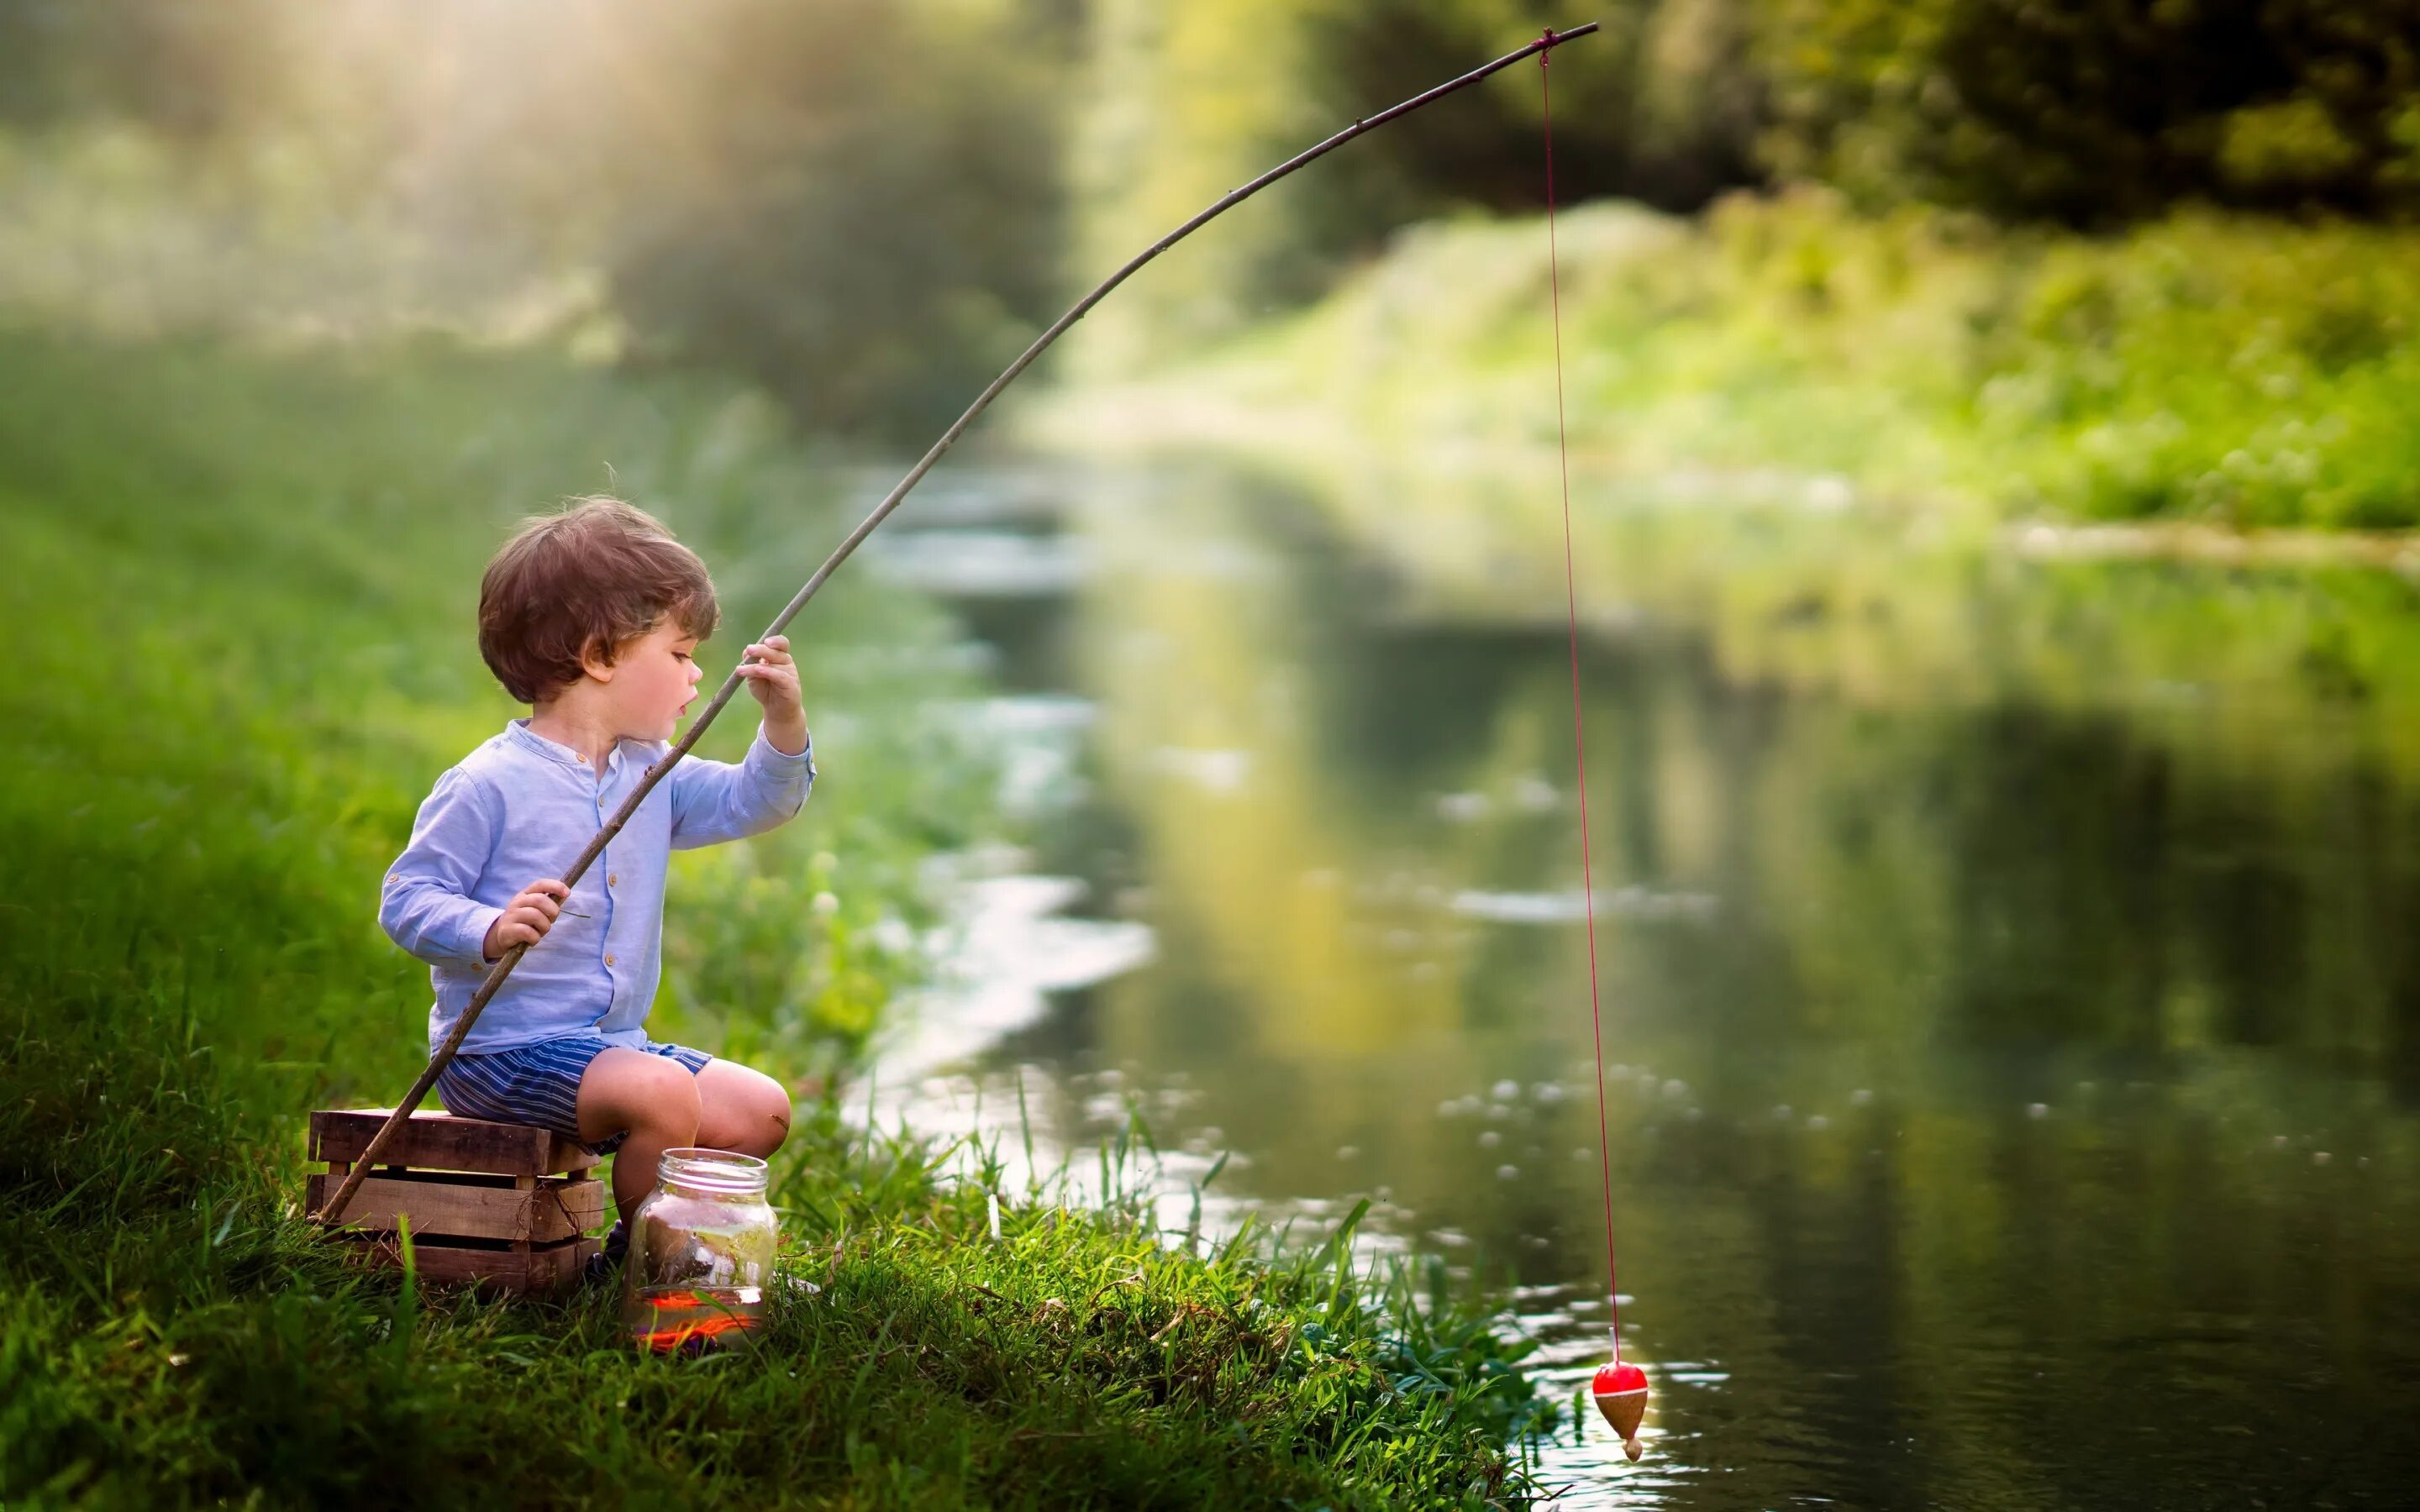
[1591,1341,1649,1462]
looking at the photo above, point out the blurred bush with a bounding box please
[1755,0,2420,223]
[1180,190,2420,527]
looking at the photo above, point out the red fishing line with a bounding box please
[1542,34,1650,1462]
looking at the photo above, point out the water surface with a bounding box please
[869,457,2420,1509]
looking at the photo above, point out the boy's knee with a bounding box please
[744,1072,792,1151]
[715,1079,789,1158]
[628,1058,703,1133]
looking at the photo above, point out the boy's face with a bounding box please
[597,620,705,740]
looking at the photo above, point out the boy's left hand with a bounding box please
[737,635,808,753]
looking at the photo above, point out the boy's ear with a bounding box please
[577,634,618,684]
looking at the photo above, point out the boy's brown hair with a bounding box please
[478,497,720,704]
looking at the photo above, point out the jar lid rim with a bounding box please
[656,1147,770,1193]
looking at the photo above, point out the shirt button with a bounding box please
[608,873,618,886]
[604,953,616,967]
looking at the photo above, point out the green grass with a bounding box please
[0,330,1555,1508]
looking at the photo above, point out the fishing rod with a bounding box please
[317,21,1601,1229]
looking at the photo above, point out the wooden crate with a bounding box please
[309,1108,604,1294]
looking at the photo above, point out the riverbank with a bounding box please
[1035,197,2420,778]
[0,332,1552,1507]
[1071,192,2420,530]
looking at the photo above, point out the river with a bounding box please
[860,454,2420,1509]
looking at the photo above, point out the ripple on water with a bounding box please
[1448,886,1719,925]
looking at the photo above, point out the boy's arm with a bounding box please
[379,768,507,969]
[667,721,816,850]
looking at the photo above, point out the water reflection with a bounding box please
[886,457,2420,1507]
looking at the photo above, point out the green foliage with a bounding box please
[1150,191,2420,528]
[0,2,1080,439]
[0,331,1553,1506]
[1069,0,2419,365]
[1072,0,1765,365]
[1755,0,2420,223]
[604,0,1071,440]
[1307,0,1764,215]
[0,0,290,139]
[665,836,924,1079]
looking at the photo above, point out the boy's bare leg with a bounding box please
[692,1059,793,1158]
[576,1047,704,1219]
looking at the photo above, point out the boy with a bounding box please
[380,497,812,1280]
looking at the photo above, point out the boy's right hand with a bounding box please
[482,879,570,961]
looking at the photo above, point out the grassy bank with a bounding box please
[1076,192,2420,531]
[0,332,1552,1508]
[1039,197,2420,779]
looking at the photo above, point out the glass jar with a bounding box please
[621,1147,779,1353]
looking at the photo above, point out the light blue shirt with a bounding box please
[380,717,815,1058]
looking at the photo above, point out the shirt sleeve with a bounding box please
[667,721,816,850]
[379,766,507,969]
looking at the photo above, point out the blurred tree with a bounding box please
[0,0,1076,439]
[1756,0,2420,223]
[1309,0,1764,216]
[601,0,1071,440]
[1070,0,2418,364]
[0,0,292,139]
[1071,0,1766,366]
[1071,0,1334,364]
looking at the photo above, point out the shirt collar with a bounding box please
[506,717,629,772]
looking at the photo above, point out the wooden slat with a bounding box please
[309,1108,597,1176]
[308,1171,604,1243]
[345,1233,596,1295]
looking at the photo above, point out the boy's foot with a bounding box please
[582,1219,630,1288]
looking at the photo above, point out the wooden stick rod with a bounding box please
[316,21,1600,1226]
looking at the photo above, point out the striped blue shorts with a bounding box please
[435,1032,713,1156]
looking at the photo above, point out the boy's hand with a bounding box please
[482,878,569,961]
[737,635,808,755]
